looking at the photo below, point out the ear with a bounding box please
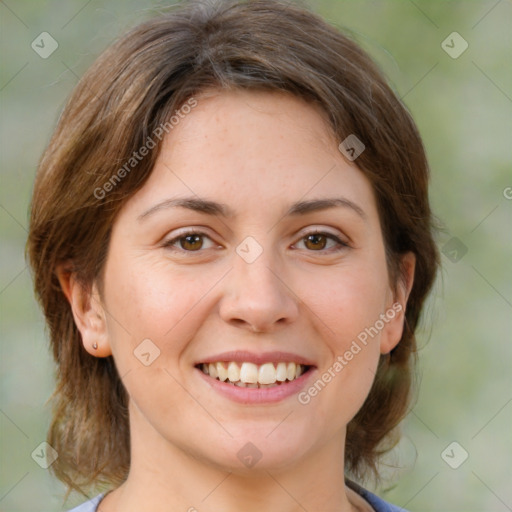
[380,252,416,355]
[56,265,112,357]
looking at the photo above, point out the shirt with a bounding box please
[66,487,408,511]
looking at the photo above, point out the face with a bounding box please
[71,90,413,474]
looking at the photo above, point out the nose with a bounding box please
[219,249,300,333]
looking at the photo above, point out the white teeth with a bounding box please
[276,362,287,381]
[217,362,228,381]
[240,362,259,384]
[227,361,240,382]
[199,361,308,387]
[208,363,218,379]
[258,362,277,384]
[286,362,295,381]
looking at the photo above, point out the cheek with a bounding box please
[294,262,389,416]
[101,258,231,433]
[300,262,389,349]
[101,256,226,367]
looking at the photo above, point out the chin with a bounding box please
[193,422,316,473]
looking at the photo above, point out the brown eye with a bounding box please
[164,231,216,253]
[304,233,327,250]
[179,234,203,251]
[294,231,348,253]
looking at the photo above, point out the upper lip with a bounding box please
[196,350,316,367]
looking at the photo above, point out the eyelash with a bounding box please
[162,229,349,254]
[295,231,350,252]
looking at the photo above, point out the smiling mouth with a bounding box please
[197,361,312,388]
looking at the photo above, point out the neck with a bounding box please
[99,402,358,512]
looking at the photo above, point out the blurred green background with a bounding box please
[1,1,510,511]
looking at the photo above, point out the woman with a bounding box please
[27,0,439,510]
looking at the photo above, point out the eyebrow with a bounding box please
[287,198,366,220]
[138,197,234,221]
[137,196,367,221]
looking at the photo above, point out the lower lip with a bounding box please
[195,367,317,404]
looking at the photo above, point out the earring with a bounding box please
[92,342,98,350]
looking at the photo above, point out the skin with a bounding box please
[60,90,415,512]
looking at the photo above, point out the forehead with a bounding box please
[119,89,378,223]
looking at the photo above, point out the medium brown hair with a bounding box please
[27,0,439,497]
